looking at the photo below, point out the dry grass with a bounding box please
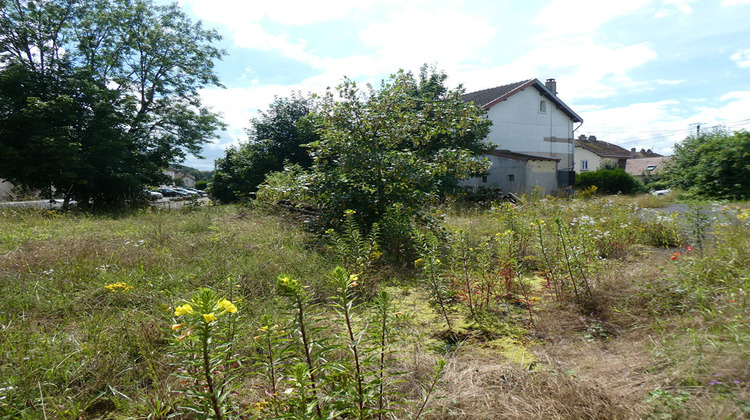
[1,199,748,418]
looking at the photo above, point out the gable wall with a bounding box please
[574,147,604,172]
[484,88,575,170]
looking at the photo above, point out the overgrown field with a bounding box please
[0,198,748,419]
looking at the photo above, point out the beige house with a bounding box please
[164,167,196,188]
[574,135,631,171]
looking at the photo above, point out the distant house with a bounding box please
[462,78,583,195]
[625,156,672,178]
[574,135,632,171]
[164,167,196,188]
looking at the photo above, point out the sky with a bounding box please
[173,0,750,171]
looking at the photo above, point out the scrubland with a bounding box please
[0,196,747,419]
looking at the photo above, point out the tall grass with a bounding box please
[0,196,747,418]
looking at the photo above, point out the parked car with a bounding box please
[182,187,207,197]
[143,189,163,200]
[158,188,183,198]
[651,189,672,196]
[173,187,199,197]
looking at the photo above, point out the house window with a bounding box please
[482,175,488,183]
[646,165,656,171]
[539,100,546,113]
[580,160,588,170]
[508,174,515,182]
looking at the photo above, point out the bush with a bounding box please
[666,129,750,200]
[576,168,644,195]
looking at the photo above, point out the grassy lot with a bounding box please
[0,197,747,419]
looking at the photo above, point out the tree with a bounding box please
[258,66,492,233]
[210,93,318,202]
[0,0,224,208]
[666,128,750,199]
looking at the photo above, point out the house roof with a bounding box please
[625,156,672,176]
[489,149,560,162]
[462,79,583,123]
[575,137,631,158]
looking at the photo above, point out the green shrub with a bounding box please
[576,168,644,195]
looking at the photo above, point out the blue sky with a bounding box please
[174,0,750,170]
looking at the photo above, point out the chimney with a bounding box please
[631,148,636,158]
[545,78,557,96]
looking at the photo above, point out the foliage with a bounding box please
[576,168,644,195]
[666,128,750,199]
[211,93,318,202]
[0,0,224,209]
[258,65,492,235]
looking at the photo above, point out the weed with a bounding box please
[171,288,239,419]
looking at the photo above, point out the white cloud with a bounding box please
[198,84,311,146]
[731,49,750,68]
[458,39,657,100]
[578,100,686,153]
[700,91,750,128]
[359,7,496,69]
[577,90,750,155]
[534,0,652,37]
[721,0,750,5]
[661,0,696,15]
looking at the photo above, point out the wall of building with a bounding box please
[461,156,559,195]
[483,88,575,171]
[574,147,604,172]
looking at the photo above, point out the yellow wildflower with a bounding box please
[203,313,217,323]
[104,282,132,292]
[349,274,359,283]
[172,323,184,331]
[253,336,260,341]
[174,304,194,316]
[218,298,238,314]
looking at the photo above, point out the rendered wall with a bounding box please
[483,88,574,171]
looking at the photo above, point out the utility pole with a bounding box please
[690,122,704,138]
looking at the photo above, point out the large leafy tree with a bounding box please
[259,66,492,232]
[666,128,750,199]
[0,0,224,208]
[211,93,317,202]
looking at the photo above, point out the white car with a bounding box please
[651,189,672,196]
[143,190,163,200]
